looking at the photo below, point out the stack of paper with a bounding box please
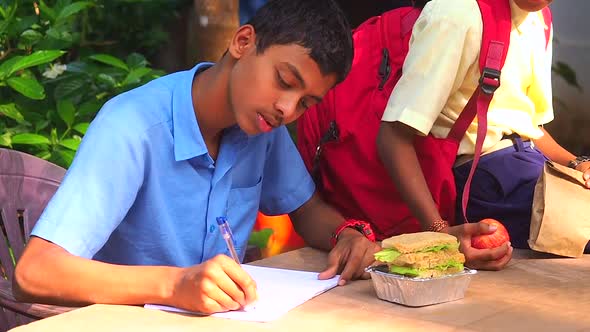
[145,265,339,322]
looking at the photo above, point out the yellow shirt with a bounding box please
[382,0,554,155]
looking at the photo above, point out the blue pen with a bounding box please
[216,216,241,264]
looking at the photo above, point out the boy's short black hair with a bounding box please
[247,0,353,83]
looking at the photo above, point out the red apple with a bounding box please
[471,218,510,249]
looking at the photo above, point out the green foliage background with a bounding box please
[0,0,189,168]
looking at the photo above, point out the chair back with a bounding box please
[0,148,66,329]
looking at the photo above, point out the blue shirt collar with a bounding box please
[172,62,214,161]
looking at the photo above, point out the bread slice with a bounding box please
[412,265,464,278]
[392,250,465,269]
[381,232,458,253]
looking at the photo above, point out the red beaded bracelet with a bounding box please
[330,219,376,248]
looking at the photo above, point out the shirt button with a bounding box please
[209,225,216,233]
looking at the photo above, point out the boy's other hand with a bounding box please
[575,161,590,188]
[171,255,257,314]
[446,222,513,271]
[318,228,381,285]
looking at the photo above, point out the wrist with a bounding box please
[425,218,450,232]
[568,156,590,170]
[339,226,364,238]
[161,267,184,306]
[330,219,375,248]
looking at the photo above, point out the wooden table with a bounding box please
[10,248,590,332]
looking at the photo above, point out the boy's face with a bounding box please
[227,27,337,135]
[513,0,553,12]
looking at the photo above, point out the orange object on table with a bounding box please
[253,212,305,257]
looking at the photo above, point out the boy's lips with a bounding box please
[257,113,274,133]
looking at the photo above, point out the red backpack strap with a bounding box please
[541,7,552,49]
[447,0,512,223]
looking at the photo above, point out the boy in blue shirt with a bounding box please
[13,0,378,314]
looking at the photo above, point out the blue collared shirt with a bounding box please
[31,63,315,266]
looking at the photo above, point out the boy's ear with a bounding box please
[228,25,256,59]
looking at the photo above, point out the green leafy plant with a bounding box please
[0,1,171,168]
[552,60,582,113]
[553,61,582,92]
[83,0,190,60]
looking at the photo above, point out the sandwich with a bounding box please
[374,232,465,278]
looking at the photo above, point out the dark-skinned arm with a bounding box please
[533,127,576,166]
[376,121,443,230]
[289,192,381,284]
[534,126,590,186]
[376,121,512,270]
[533,127,590,188]
[289,192,345,251]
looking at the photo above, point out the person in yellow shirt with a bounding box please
[377,0,590,268]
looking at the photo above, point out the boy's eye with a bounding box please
[299,98,309,110]
[277,71,291,88]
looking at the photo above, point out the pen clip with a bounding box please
[216,216,240,263]
[216,216,234,240]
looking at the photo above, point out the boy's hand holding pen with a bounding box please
[164,217,257,314]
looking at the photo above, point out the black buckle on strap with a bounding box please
[479,67,501,95]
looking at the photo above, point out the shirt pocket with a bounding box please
[226,176,263,259]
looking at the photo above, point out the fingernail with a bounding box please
[489,225,497,231]
[507,241,512,247]
[338,279,347,286]
[584,174,589,180]
[243,301,257,312]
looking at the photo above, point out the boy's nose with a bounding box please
[275,98,299,124]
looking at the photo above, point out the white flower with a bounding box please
[42,63,67,79]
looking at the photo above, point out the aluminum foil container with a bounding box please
[366,265,477,307]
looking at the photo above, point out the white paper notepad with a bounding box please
[145,265,339,322]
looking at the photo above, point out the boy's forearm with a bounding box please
[377,121,441,229]
[289,192,345,251]
[14,237,182,307]
[533,127,575,166]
